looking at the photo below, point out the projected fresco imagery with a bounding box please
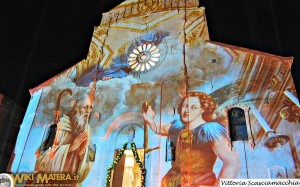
[10,0,300,186]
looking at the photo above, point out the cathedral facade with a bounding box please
[10,0,300,186]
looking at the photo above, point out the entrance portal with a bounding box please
[112,149,144,187]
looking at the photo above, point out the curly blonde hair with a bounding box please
[178,92,217,122]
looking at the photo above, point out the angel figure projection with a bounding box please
[143,92,239,187]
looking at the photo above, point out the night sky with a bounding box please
[1,0,299,109]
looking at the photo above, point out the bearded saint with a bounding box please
[35,96,95,184]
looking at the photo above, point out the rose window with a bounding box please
[127,43,160,72]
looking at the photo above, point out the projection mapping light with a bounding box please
[128,43,160,72]
[264,131,289,149]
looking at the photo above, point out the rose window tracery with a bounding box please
[128,43,160,72]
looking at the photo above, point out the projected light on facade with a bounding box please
[10,0,300,186]
[128,43,160,72]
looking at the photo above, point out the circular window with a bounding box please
[127,43,161,73]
